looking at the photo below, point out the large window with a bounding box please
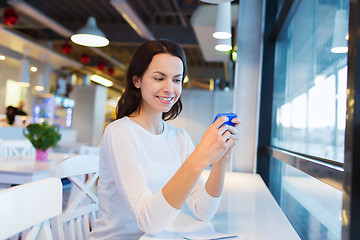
[259,0,353,239]
[271,0,349,163]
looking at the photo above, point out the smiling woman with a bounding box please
[132,53,183,119]
[89,39,240,240]
[116,39,187,122]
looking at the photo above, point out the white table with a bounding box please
[0,153,75,185]
[140,172,300,240]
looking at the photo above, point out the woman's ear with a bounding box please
[132,76,141,89]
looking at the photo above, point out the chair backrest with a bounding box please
[0,139,35,158]
[0,177,62,240]
[50,155,99,240]
[79,145,100,155]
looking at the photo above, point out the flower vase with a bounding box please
[35,148,50,161]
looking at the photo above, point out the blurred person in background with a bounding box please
[16,101,27,116]
[5,106,17,125]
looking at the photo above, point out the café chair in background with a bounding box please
[51,155,99,240]
[79,145,100,155]
[0,139,35,158]
[0,177,62,240]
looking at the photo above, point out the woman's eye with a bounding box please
[173,79,182,83]
[155,78,164,81]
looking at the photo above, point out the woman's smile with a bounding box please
[156,96,175,104]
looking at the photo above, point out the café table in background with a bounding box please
[0,152,76,186]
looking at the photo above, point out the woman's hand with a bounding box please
[192,116,240,169]
[216,117,241,165]
[204,116,240,197]
[162,116,240,209]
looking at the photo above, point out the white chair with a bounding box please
[0,139,35,158]
[0,177,62,240]
[79,145,100,155]
[51,155,99,240]
[62,148,99,211]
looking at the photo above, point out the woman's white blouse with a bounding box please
[89,117,221,240]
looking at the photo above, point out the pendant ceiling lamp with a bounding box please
[213,2,232,40]
[215,37,232,52]
[71,17,109,47]
[331,9,348,53]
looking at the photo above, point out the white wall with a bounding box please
[72,85,107,146]
[231,0,264,172]
[170,89,234,145]
[0,63,21,114]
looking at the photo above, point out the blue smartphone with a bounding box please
[213,113,237,126]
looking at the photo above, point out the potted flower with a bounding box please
[23,122,62,161]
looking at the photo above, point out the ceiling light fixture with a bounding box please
[71,16,109,47]
[331,9,348,53]
[213,2,232,39]
[215,38,232,52]
[30,66,37,72]
[90,74,113,87]
[34,86,44,91]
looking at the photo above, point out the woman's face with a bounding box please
[133,53,183,115]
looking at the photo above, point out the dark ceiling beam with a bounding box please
[110,0,155,40]
[132,0,153,20]
[171,0,188,27]
[152,25,197,44]
[188,66,224,79]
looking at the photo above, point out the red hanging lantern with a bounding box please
[107,66,114,75]
[3,8,19,26]
[61,41,72,54]
[97,60,105,70]
[81,53,90,64]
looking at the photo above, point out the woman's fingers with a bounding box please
[221,130,232,142]
[220,129,239,143]
[231,117,241,128]
[218,124,239,137]
[212,116,229,129]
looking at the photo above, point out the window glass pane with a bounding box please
[271,0,349,163]
[269,157,343,240]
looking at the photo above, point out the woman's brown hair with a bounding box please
[116,39,187,121]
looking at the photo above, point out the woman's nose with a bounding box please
[163,79,174,93]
